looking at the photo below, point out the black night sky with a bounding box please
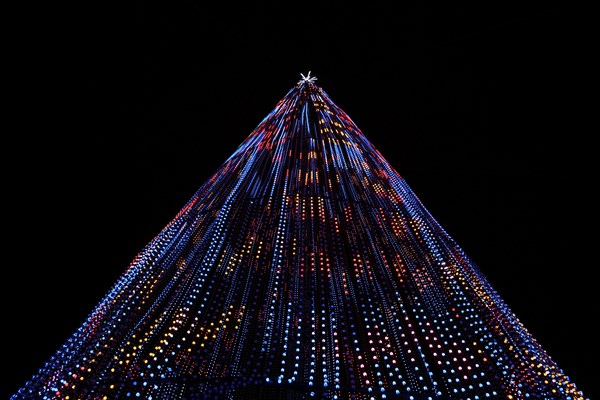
[5,2,593,399]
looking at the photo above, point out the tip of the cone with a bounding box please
[298,71,318,85]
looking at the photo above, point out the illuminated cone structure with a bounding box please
[14,74,587,400]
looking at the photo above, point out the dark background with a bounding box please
[5,2,593,399]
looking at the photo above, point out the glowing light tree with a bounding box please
[13,73,587,399]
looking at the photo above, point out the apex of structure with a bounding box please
[298,71,317,85]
